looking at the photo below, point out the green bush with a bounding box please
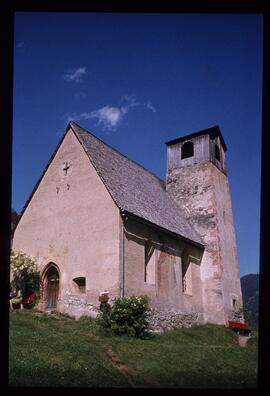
[99,301,112,328]
[98,295,150,338]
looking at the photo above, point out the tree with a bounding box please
[10,250,40,299]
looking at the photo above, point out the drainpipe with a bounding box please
[120,217,125,298]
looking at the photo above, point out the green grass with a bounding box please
[9,311,129,387]
[110,326,258,388]
[9,310,258,388]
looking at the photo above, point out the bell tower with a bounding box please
[165,125,243,324]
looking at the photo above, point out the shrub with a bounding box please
[99,301,112,328]
[98,295,150,338]
[10,250,40,300]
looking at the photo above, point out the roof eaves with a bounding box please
[121,210,205,249]
[166,125,227,152]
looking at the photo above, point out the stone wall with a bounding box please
[147,308,203,332]
[58,295,100,319]
[166,160,243,324]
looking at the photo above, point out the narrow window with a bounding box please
[232,298,236,309]
[73,277,86,293]
[145,240,156,285]
[215,144,221,162]
[181,141,194,159]
[181,254,192,295]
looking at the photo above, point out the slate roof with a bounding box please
[70,122,203,247]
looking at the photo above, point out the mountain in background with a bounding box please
[240,273,259,329]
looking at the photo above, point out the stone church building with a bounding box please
[12,121,243,326]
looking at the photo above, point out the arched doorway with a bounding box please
[42,264,60,309]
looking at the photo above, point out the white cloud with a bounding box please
[120,95,138,106]
[92,106,122,129]
[70,106,123,130]
[63,67,87,83]
[120,95,139,116]
[66,95,156,131]
[144,101,157,113]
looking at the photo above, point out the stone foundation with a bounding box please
[228,308,244,323]
[38,297,100,319]
[147,308,203,332]
[39,298,204,330]
[60,297,100,319]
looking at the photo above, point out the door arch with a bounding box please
[42,263,60,309]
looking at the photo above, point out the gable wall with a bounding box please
[12,129,120,316]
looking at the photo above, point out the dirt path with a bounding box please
[90,333,152,388]
[35,311,146,386]
[103,344,140,387]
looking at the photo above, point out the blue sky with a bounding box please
[12,12,263,276]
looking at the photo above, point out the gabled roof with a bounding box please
[70,122,203,247]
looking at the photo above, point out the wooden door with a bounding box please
[46,274,59,308]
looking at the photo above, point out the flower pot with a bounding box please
[99,292,109,303]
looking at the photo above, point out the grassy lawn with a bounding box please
[9,310,258,388]
[9,310,129,387]
[110,325,258,388]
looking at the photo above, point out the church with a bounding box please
[12,121,243,326]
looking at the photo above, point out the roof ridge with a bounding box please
[69,121,165,185]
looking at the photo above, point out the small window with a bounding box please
[232,298,237,309]
[73,277,86,293]
[181,253,192,295]
[215,144,221,162]
[181,141,194,159]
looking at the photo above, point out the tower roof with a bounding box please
[165,125,227,152]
